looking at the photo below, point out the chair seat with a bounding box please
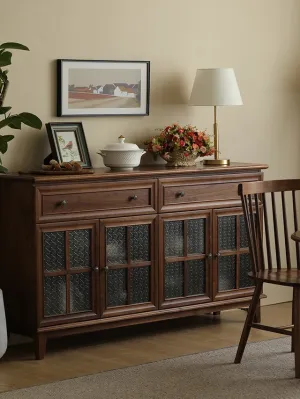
[249,269,300,286]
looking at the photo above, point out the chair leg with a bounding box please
[292,288,295,353]
[234,281,263,364]
[293,287,300,378]
[253,298,261,323]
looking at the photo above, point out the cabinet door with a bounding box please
[38,221,99,326]
[213,208,254,300]
[100,215,157,317]
[159,211,212,309]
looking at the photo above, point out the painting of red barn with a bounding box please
[57,60,150,116]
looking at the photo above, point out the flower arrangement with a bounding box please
[144,123,214,166]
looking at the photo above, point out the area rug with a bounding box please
[1,337,299,399]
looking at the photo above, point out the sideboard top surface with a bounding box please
[0,162,268,184]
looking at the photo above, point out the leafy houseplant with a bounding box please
[144,123,215,167]
[0,42,42,173]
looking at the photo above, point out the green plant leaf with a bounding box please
[18,112,42,129]
[0,42,29,51]
[0,115,19,129]
[0,134,14,154]
[0,139,8,154]
[0,106,12,114]
[0,51,12,67]
[1,135,14,142]
[0,164,8,173]
[8,118,22,129]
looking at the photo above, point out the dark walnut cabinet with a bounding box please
[0,162,268,359]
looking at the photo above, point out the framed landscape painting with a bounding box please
[57,59,150,117]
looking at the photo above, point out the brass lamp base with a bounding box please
[203,159,230,166]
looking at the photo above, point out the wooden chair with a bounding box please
[234,179,300,378]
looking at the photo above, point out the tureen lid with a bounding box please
[103,135,141,151]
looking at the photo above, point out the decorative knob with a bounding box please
[177,191,185,198]
[92,266,99,272]
[57,200,67,207]
[207,253,212,259]
[129,195,138,200]
[104,266,109,271]
[118,135,125,144]
[215,252,221,258]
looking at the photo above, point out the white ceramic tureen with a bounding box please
[97,135,146,171]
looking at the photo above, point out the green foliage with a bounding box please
[0,42,42,173]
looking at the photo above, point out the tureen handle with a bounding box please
[97,150,106,157]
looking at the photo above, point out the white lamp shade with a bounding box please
[189,68,243,106]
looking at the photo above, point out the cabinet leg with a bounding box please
[35,334,47,360]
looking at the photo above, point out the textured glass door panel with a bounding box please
[187,219,205,255]
[129,266,150,304]
[165,262,184,299]
[239,253,254,288]
[70,273,92,313]
[130,225,150,262]
[107,268,127,307]
[43,232,65,272]
[164,221,184,257]
[44,275,66,316]
[240,215,249,249]
[218,255,236,291]
[218,216,236,250]
[69,230,92,269]
[187,259,206,296]
[106,227,127,264]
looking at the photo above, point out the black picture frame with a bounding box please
[57,59,150,117]
[45,122,92,168]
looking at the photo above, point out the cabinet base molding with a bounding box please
[33,296,255,359]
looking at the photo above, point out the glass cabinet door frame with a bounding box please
[212,207,255,301]
[99,214,157,318]
[37,220,100,327]
[159,210,212,309]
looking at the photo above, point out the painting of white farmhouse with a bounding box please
[57,60,150,116]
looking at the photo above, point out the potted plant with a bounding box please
[144,123,214,167]
[0,42,42,359]
[0,42,42,173]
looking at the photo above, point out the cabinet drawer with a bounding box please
[37,180,157,221]
[159,173,262,212]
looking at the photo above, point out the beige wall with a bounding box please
[2,0,300,304]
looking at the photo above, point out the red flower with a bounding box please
[180,140,185,147]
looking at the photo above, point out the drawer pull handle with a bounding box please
[177,191,185,198]
[57,200,67,207]
[129,195,138,201]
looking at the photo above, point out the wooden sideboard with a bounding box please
[0,162,268,359]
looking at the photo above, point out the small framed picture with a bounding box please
[57,59,150,117]
[45,122,92,168]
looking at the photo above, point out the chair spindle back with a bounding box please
[238,180,300,274]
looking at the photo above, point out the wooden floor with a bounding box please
[0,302,292,393]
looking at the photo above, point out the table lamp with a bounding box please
[189,68,243,166]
